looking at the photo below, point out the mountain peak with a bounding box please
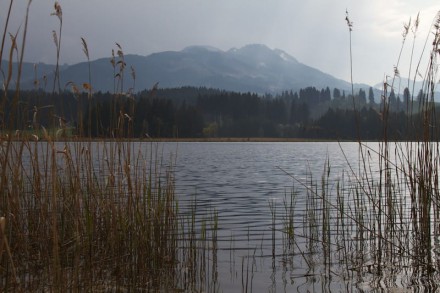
[182,45,223,53]
[228,44,298,65]
[228,44,271,54]
[14,44,359,94]
[241,43,271,50]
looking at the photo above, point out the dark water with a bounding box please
[23,140,426,291]
[158,141,371,292]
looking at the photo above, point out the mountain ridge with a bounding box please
[2,44,370,94]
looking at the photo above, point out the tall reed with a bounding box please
[277,9,440,291]
[50,1,62,94]
[0,2,219,291]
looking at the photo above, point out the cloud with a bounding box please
[1,0,439,86]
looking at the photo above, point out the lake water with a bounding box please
[157,141,373,292]
[15,140,434,291]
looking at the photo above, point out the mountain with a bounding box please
[4,44,369,94]
[0,61,67,90]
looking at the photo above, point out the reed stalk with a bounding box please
[0,3,219,291]
[51,1,62,94]
[276,10,440,291]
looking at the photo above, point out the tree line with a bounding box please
[0,86,435,140]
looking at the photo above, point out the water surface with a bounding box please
[159,141,368,291]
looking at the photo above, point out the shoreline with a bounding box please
[144,137,352,142]
[1,136,363,143]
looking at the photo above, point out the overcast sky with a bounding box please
[1,0,439,86]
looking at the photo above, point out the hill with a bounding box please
[3,44,370,94]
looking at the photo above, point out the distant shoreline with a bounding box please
[62,137,357,143]
[1,136,353,143]
[144,137,352,142]
[1,134,368,143]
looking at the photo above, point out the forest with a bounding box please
[0,85,433,140]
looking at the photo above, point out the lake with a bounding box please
[157,141,375,292]
[10,139,438,291]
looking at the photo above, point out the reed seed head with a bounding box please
[81,37,89,59]
[51,1,62,21]
[412,12,420,35]
[345,9,353,31]
[82,82,91,91]
[66,81,80,95]
[402,17,411,39]
[110,49,116,67]
[394,65,400,77]
[115,43,124,59]
[52,30,59,49]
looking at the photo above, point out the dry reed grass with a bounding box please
[277,9,440,291]
[0,2,218,291]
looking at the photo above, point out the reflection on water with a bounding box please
[15,140,440,292]
[161,141,440,292]
[163,141,363,292]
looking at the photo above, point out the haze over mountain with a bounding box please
[4,44,370,94]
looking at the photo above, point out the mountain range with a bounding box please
[3,44,369,94]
